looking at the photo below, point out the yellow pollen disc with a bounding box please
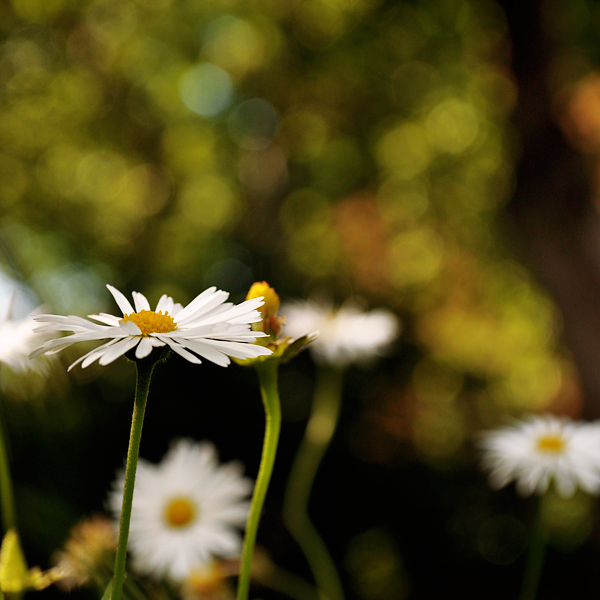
[536,434,565,454]
[164,497,197,528]
[120,310,176,336]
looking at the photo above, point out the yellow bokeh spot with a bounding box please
[11,0,66,22]
[121,310,176,336]
[178,175,241,232]
[376,122,432,179]
[164,497,197,528]
[537,434,565,454]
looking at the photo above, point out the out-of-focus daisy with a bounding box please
[281,299,399,367]
[0,308,49,375]
[29,285,272,370]
[107,439,253,583]
[480,414,600,497]
[182,561,236,600]
[53,515,117,591]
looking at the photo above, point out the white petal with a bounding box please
[165,341,202,364]
[98,337,140,366]
[135,337,154,359]
[132,292,151,313]
[175,288,229,325]
[107,285,135,315]
[155,295,174,314]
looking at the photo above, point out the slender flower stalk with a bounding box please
[279,298,398,600]
[110,357,156,600]
[236,360,281,600]
[0,416,16,533]
[282,367,344,600]
[519,499,547,600]
[234,282,316,600]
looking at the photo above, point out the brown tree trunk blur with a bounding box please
[503,0,600,418]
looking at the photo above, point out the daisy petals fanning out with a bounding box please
[282,299,399,368]
[479,414,600,497]
[107,439,253,582]
[29,285,272,370]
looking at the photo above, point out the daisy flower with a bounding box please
[281,299,399,367]
[107,439,253,582]
[0,307,50,375]
[29,285,272,370]
[479,414,600,497]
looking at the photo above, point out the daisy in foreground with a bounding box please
[29,285,272,369]
[479,414,600,498]
[281,299,399,367]
[107,439,252,583]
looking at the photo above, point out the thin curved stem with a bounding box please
[283,366,345,600]
[0,412,16,533]
[110,359,156,600]
[519,497,547,600]
[237,361,281,600]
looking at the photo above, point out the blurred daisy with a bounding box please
[281,299,399,367]
[0,308,49,375]
[107,439,252,582]
[29,285,272,370]
[480,414,600,497]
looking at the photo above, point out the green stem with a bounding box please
[0,411,16,533]
[282,366,345,600]
[110,359,156,600]
[519,497,547,600]
[237,361,282,600]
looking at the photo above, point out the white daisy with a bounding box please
[107,439,252,582]
[0,307,50,375]
[29,285,272,370]
[480,414,600,497]
[281,299,399,368]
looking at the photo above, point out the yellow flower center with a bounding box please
[120,310,176,336]
[536,434,566,454]
[164,497,197,528]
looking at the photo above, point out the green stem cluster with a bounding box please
[283,366,345,600]
[110,358,156,600]
[237,361,282,600]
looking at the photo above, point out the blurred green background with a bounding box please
[3,0,600,598]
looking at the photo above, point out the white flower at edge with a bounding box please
[107,439,253,582]
[29,285,272,370]
[281,299,399,368]
[480,414,600,497]
[0,307,50,375]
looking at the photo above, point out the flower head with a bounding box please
[479,414,600,497]
[281,299,399,368]
[182,561,236,600]
[107,439,253,582]
[53,515,117,590]
[235,282,317,365]
[29,285,272,370]
[0,308,50,376]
